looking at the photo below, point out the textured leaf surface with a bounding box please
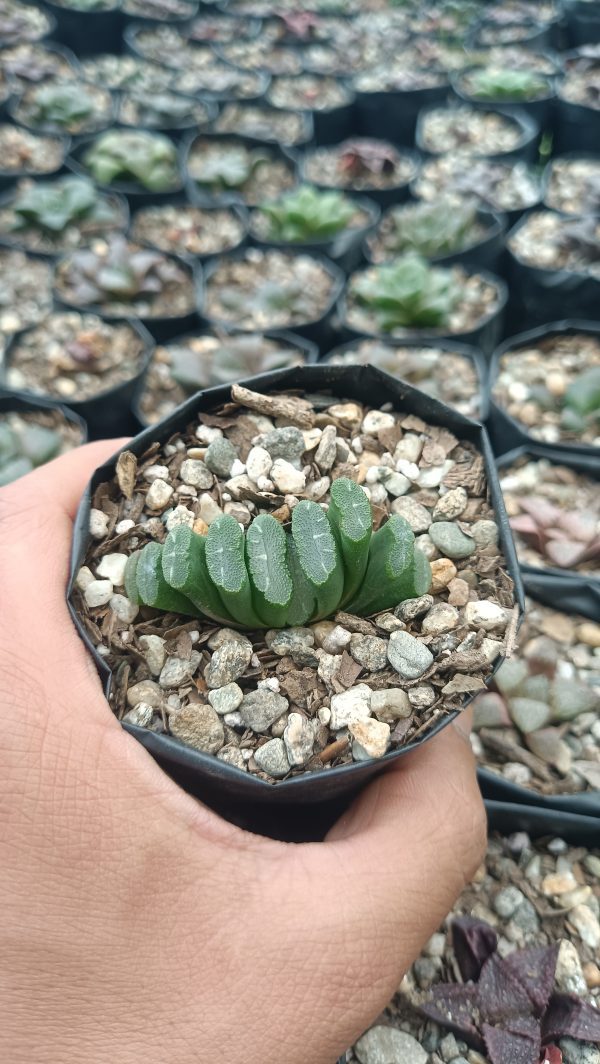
[162,525,234,623]
[328,476,372,605]
[291,500,344,620]
[206,515,262,627]
[246,514,293,626]
[345,515,416,614]
[483,1017,541,1064]
[135,542,199,615]
[451,916,498,983]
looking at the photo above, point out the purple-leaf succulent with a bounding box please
[509,496,600,570]
[421,917,600,1064]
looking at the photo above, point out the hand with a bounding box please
[0,442,487,1064]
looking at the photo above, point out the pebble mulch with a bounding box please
[509,211,600,280]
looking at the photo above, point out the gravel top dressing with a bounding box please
[0,42,74,87]
[304,139,418,192]
[472,596,600,795]
[0,250,53,340]
[5,313,147,402]
[500,456,600,576]
[73,385,516,782]
[509,211,600,280]
[545,158,600,217]
[419,107,527,156]
[130,205,245,257]
[413,154,540,214]
[0,407,83,486]
[0,125,65,177]
[215,103,310,147]
[79,54,173,92]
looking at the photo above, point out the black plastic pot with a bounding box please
[496,441,600,591]
[301,144,421,211]
[506,211,600,325]
[415,103,541,165]
[338,265,508,357]
[365,205,506,275]
[484,798,600,845]
[322,335,490,422]
[129,195,248,264]
[249,194,380,274]
[183,130,300,208]
[468,19,557,54]
[67,131,185,209]
[555,92,600,154]
[115,91,218,142]
[488,319,600,459]
[565,0,600,46]
[120,0,199,29]
[0,184,129,260]
[449,68,557,132]
[212,100,315,151]
[2,317,154,439]
[0,131,70,193]
[42,1,124,56]
[67,361,524,841]
[200,247,345,352]
[266,76,356,147]
[354,78,450,149]
[0,391,87,476]
[132,326,319,429]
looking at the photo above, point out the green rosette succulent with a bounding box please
[256,185,357,243]
[83,130,180,192]
[351,253,460,332]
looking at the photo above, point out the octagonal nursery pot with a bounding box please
[0,130,70,194]
[0,390,87,485]
[364,204,506,276]
[353,78,450,150]
[68,362,524,841]
[42,1,124,57]
[2,316,154,439]
[67,132,185,210]
[415,103,541,165]
[449,68,558,133]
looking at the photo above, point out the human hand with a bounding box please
[0,442,487,1064]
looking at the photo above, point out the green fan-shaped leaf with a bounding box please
[283,534,317,626]
[205,514,263,628]
[246,514,293,627]
[291,499,344,621]
[346,514,419,615]
[162,525,235,624]
[135,541,200,615]
[327,476,372,605]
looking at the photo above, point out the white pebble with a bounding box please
[76,565,95,591]
[195,425,222,443]
[464,600,510,631]
[246,445,273,482]
[257,476,274,491]
[89,508,109,539]
[143,464,170,481]
[270,459,306,494]
[257,677,281,692]
[96,552,128,586]
[198,492,222,525]
[230,458,246,477]
[166,505,195,531]
[395,459,420,480]
[84,579,113,607]
[146,478,174,511]
[362,410,395,434]
[115,519,135,535]
[109,594,138,623]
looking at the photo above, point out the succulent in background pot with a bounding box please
[543,153,600,215]
[185,133,298,207]
[416,103,541,164]
[130,202,247,261]
[412,152,541,228]
[451,65,556,129]
[184,12,261,44]
[42,0,123,58]
[214,101,314,150]
[266,74,355,146]
[71,129,183,205]
[216,40,303,76]
[68,365,522,837]
[302,138,420,210]
[555,50,600,152]
[341,253,507,355]
[173,65,269,106]
[79,52,173,92]
[470,18,555,51]
[201,247,343,350]
[11,80,114,136]
[0,392,86,487]
[0,1,54,46]
[53,236,199,341]
[0,124,69,192]
[123,23,208,67]
[134,329,316,426]
[365,196,505,274]
[117,90,216,138]
[0,175,128,257]
[2,312,153,438]
[249,184,378,272]
[0,41,79,90]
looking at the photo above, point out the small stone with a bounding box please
[464,600,510,631]
[89,508,109,539]
[576,621,600,648]
[143,464,169,481]
[139,634,166,676]
[493,885,527,918]
[254,737,290,778]
[355,1026,427,1064]
[349,633,388,671]
[303,427,322,450]
[407,684,436,709]
[123,702,154,728]
[159,652,201,688]
[421,603,460,635]
[378,469,411,496]
[396,595,434,622]
[559,1036,600,1064]
[314,424,337,471]
[542,871,578,895]
[84,579,113,607]
[328,401,362,428]
[430,558,458,593]
[448,577,470,607]
[205,632,252,688]
[216,746,247,771]
[115,518,135,534]
[395,458,419,480]
[76,565,95,590]
[330,684,372,730]
[94,553,127,587]
[146,479,174,511]
[197,492,221,525]
[390,496,432,532]
[550,677,597,722]
[362,410,395,435]
[439,1034,460,1062]
[270,458,306,494]
[569,905,600,949]
[433,487,468,521]
[166,504,195,531]
[350,717,391,760]
[470,519,499,548]
[266,627,314,656]
[502,762,532,785]
[584,855,600,879]
[317,650,342,685]
[126,679,164,709]
[169,703,224,754]
[388,630,434,679]
[583,962,600,989]
[370,687,411,723]
[429,521,476,559]
[180,459,213,489]
[472,692,511,729]
[509,697,551,734]
[109,593,138,623]
[283,712,316,767]
[239,689,289,733]
[373,611,405,632]
[314,622,352,654]
[417,459,455,488]
[526,728,572,774]
[260,425,305,463]
[495,658,529,696]
[204,437,237,477]
[208,682,244,715]
[424,932,446,958]
[246,446,273,482]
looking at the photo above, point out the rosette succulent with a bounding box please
[351,254,460,331]
[19,82,97,129]
[9,176,110,233]
[124,477,432,627]
[56,236,189,309]
[561,365,600,434]
[255,185,357,242]
[370,198,482,260]
[463,67,550,101]
[83,130,180,192]
[0,418,63,486]
[190,143,273,193]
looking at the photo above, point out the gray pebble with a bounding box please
[413,955,442,989]
[109,593,139,623]
[139,634,166,676]
[349,633,388,671]
[511,897,540,934]
[122,702,154,728]
[355,1026,427,1064]
[180,458,213,489]
[314,424,337,472]
[378,469,411,497]
[391,496,432,533]
[433,487,468,521]
[205,633,253,688]
[439,1033,460,1062]
[395,594,434,622]
[421,603,460,635]
[239,689,289,733]
[559,1038,600,1064]
[429,521,476,559]
[493,885,527,919]
[254,737,291,778]
[216,745,247,771]
[370,687,411,723]
[126,679,164,708]
[208,682,244,715]
[204,437,237,477]
[408,685,436,710]
[169,703,224,754]
[266,627,315,656]
[471,519,499,548]
[260,425,305,464]
[159,651,201,688]
[387,630,434,680]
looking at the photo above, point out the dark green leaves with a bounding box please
[328,476,372,605]
[246,514,293,627]
[291,499,344,621]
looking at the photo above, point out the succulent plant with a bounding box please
[124,477,432,626]
[10,176,106,233]
[561,365,600,434]
[21,82,96,128]
[371,198,482,260]
[256,184,357,242]
[168,334,304,391]
[121,91,199,128]
[421,915,600,1064]
[464,67,549,101]
[274,11,322,39]
[338,139,400,179]
[57,236,188,308]
[190,143,270,193]
[509,495,600,570]
[351,254,460,331]
[0,418,62,486]
[83,130,179,192]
